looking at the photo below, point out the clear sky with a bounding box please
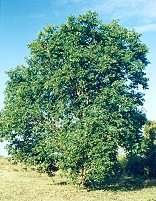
[0,0,156,156]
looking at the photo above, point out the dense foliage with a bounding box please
[0,11,149,188]
[142,121,156,177]
[121,121,156,178]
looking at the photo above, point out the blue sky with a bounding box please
[0,0,156,156]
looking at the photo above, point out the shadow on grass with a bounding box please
[54,181,68,186]
[52,176,156,192]
[101,177,156,191]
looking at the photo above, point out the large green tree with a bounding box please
[0,11,149,188]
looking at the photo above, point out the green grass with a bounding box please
[0,157,156,201]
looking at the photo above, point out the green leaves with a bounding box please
[0,11,149,188]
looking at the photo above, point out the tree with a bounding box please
[143,121,156,177]
[0,11,149,188]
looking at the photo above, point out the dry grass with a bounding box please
[0,157,156,201]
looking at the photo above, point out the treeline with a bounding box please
[120,120,156,179]
[0,11,155,189]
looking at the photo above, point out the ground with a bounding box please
[0,157,156,201]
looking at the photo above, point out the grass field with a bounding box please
[0,157,156,201]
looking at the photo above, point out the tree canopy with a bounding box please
[0,11,149,188]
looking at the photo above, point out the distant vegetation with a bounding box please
[0,11,155,189]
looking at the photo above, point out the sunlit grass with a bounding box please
[0,157,156,201]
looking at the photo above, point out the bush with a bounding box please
[120,155,147,177]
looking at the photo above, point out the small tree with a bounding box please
[0,11,149,188]
[143,121,156,177]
